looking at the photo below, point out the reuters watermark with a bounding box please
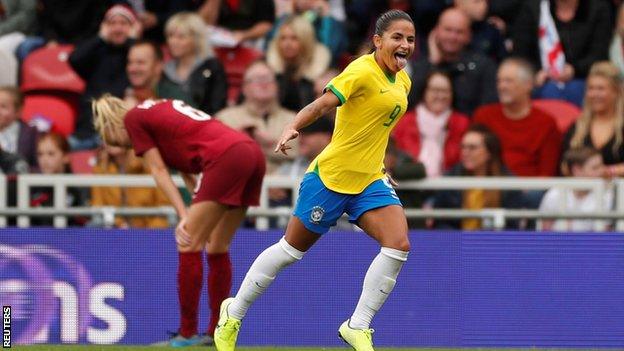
[2,306,9,348]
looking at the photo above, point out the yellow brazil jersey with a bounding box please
[306,53,411,194]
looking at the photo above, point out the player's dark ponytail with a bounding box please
[374,9,414,37]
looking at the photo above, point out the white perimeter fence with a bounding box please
[0,174,622,230]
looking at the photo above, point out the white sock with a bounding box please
[228,237,305,320]
[349,247,409,329]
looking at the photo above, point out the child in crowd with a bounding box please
[31,132,87,226]
[539,147,614,232]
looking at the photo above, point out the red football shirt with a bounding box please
[124,99,253,173]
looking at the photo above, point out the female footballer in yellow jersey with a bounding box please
[215,10,416,351]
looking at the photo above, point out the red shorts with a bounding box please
[192,141,266,206]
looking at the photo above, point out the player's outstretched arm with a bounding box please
[275,91,339,155]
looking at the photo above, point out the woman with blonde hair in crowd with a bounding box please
[164,12,227,114]
[562,61,624,177]
[269,0,348,65]
[266,15,331,111]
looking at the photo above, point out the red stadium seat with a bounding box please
[214,46,263,104]
[533,99,581,134]
[21,45,85,94]
[21,94,77,136]
[69,149,96,174]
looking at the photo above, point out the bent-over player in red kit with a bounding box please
[92,96,266,347]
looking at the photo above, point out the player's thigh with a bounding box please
[182,200,228,252]
[347,178,409,250]
[283,216,322,252]
[358,205,409,251]
[206,206,248,254]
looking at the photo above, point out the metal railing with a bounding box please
[15,174,183,228]
[0,174,621,230]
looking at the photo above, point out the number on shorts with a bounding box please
[383,105,401,127]
[172,100,212,121]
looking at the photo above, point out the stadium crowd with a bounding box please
[0,0,623,231]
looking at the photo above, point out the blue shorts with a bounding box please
[293,172,402,234]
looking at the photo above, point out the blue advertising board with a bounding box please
[1,229,623,347]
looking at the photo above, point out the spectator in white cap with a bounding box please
[101,4,141,45]
[68,4,142,150]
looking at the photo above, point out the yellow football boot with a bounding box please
[338,320,375,351]
[213,298,241,351]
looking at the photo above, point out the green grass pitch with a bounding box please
[10,346,597,351]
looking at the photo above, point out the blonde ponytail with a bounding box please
[92,94,129,144]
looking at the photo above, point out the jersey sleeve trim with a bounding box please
[326,84,346,106]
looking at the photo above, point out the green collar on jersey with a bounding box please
[384,70,396,84]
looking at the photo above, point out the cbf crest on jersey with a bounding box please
[310,206,325,224]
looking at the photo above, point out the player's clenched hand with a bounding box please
[175,217,192,247]
[274,127,299,155]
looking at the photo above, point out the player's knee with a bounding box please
[381,246,410,262]
[179,239,206,252]
[385,236,411,253]
[398,239,411,252]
